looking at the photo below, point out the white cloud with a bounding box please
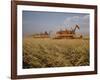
[63,15,89,26]
[64,16,81,24]
[72,16,80,20]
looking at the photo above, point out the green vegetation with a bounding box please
[23,37,89,68]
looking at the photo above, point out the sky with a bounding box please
[22,11,90,37]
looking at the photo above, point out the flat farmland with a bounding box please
[23,37,89,68]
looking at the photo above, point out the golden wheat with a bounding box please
[23,37,89,68]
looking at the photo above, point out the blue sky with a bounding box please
[22,11,90,36]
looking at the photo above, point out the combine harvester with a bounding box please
[32,31,50,38]
[54,24,82,39]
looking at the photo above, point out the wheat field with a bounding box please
[23,37,89,68]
